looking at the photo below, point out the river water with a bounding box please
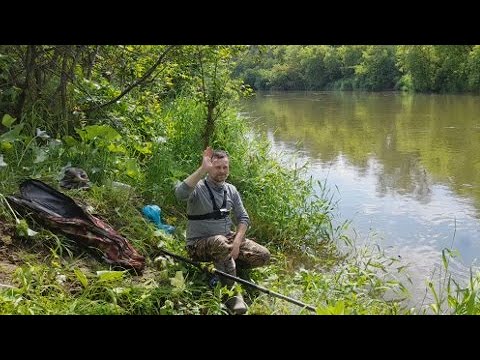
[241,91,480,309]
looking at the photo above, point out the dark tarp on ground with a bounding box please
[7,179,145,273]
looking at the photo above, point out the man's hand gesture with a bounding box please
[201,146,214,172]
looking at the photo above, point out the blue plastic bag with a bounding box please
[142,205,175,234]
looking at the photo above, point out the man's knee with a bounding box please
[188,235,232,261]
[241,248,271,268]
[208,235,232,260]
[259,248,271,266]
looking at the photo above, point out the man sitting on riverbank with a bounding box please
[174,146,271,315]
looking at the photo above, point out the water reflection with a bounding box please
[242,91,480,305]
[244,91,480,212]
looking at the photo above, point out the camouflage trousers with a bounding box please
[186,232,270,286]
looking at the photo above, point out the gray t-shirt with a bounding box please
[175,177,250,245]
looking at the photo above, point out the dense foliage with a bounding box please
[234,45,479,93]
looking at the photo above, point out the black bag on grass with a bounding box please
[6,179,145,273]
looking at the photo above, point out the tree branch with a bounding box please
[82,45,175,113]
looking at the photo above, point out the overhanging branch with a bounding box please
[82,45,175,113]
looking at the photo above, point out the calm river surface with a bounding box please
[242,91,480,307]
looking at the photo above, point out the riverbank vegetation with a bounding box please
[235,45,480,93]
[0,45,477,314]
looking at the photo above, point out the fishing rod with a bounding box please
[157,248,317,313]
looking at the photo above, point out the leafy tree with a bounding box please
[432,45,470,92]
[466,45,480,91]
[354,45,399,91]
[185,45,249,148]
[396,45,437,92]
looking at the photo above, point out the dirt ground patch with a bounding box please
[0,259,17,288]
[0,222,22,288]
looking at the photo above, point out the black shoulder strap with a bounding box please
[204,179,227,211]
[187,180,228,220]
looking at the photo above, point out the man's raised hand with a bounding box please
[201,146,214,172]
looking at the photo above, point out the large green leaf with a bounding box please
[0,123,24,142]
[2,114,16,127]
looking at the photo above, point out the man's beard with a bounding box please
[211,174,227,183]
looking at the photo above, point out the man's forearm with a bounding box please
[174,166,206,201]
[184,166,207,188]
[234,222,248,245]
[230,222,248,260]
